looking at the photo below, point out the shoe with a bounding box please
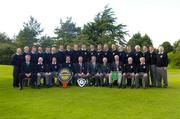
[163,85,168,88]
[19,87,23,90]
[109,84,112,88]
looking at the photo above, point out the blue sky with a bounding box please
[0,0,180,47]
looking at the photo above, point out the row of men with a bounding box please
[12,44,168,90]
[12,44,161,65]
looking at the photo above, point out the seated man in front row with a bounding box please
[122,57,135,88]
[36,57,51,88]
[61,56,74,85]
[49,57,60,87]
[100,57,110,86]
[135,57,148,88]
[19,55,36,90]
[109,55,123,88]
[87,56,101,86]
[74,56,88,85]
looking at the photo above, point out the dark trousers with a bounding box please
[88,74,101,86]
[13,66,21,87]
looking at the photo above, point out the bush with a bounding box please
[0,43,16,65]
[168,51,180,69]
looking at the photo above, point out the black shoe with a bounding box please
[19,87,23,90]
[163,85,168,88]
[157,86,162,88]
[131,85,134,89]
[109,84,112,88]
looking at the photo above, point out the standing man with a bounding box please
[156,46,168,88]
[149,45,157,87]
[65,45,72,59]
[88,45,97,62]
[79,44,88,63]
[134,45,143,66]
[30,46,38,65]
[57,45,65,65]
[96,44,103,64]
[102,44,111,63]
[126,46,134,64]
[72,44,80,63]
[111,44,118,63]
[22,46,30,62]
[12,48,23,87]
[43,47,52,65]
[118,45,126,65]
[37,46,44,59]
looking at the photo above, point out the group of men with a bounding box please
[12,44,168,90]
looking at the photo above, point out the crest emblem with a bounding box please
[77,78,86,87]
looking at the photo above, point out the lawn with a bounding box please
[0,65,180,119]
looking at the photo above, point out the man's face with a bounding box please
[25,55,31,62]
[17,48,22,54]
[90,45,94,50]
[103,58,107,63]
[103,44,108,50]
[52,58,56,63]
[78,57,83,62]
[97,45,102,50]
[46,48,50,53]
[91,56,96,62]
[82,45,86,49]
[111,44,116,50]
[24,47,29,53]
[149,46,154,52]
[66,57,70,62]
[114,55,119,61]
[32,47,36,52]
[140,58,145,64]
[74,45,78,50]
[143,46,148,52]
[38,47,42,52]
[38,57,43,63]
[128,58,133,64]
[59,45,64,50]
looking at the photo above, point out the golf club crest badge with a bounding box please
[77,78,86,87]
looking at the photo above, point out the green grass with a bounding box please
[0,65,180,119]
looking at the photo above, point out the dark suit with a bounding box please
[11,54,23,87]
[79,49,88,63]
[87,62,101,86]
[19,62,36,89]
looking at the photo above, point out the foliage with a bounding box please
[161,41,173,53]
[82,5,128,45]
[16,16,43,47]
[127,32,153,49]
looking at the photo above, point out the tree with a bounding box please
[82,5,128,45]
[173,39,180,52]
[127,32,153,48]
[39,35,54,48]
[16,16,43,47]
[54,17,81,41]
[0,32,11,43]
[161,41,173,53]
